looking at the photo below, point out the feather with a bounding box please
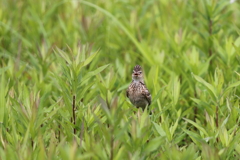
[140,82,151,105]
[126,88,129,98]
[134,65,142,72]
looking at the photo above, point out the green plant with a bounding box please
[0,0,240,159]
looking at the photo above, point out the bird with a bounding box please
[126,65,151,110]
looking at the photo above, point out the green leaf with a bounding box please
[153,122,166,136]
[0,21,32,48]
[222,81,240,97]
[83,51,99,67]
[54,47,71,64]
[182,128,204,147]
[190,98,202,105]
[170,118,179,139]
[144,137,164,154]
[172,77,180,106]
[192,74,217,100]
[80,0,154,65]
[214,68,224,95]
[0,66,10,74]
[151,86,166,105]
[80,64,109,86]
[0,72,6,123]
[183,118,208,136]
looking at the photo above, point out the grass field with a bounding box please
[1,0,240,159]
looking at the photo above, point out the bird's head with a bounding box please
[132,65,143,81]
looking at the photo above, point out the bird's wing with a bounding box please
[126,81,133,98]
[140,82,151,105]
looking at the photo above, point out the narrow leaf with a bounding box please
[0,72,6,123]
[80,1,154,64]
[153,122,166,136]
[183,118,208,136]
[172,77,180,106]
[192,74,217,100]
[83,51,99,67]
[80,64,109,85]
[144,137,164,154]
[55,47,71,64]
[224,81,240,95]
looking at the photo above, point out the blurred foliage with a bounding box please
[0,0,240,159]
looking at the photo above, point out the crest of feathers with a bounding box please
[134,65,142,72]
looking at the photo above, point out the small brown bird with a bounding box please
[126,65,151,110]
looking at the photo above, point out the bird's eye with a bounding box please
[139,71,142,74]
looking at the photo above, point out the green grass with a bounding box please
[0,0,240,159]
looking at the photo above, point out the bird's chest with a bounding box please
[128,82,144,101]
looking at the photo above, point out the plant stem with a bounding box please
[80,121,84,148]
[208,18,213,64]
[58,124,61,142]
[216,105,219,142]
[215,105,218,128]
[110,127,114,160]
[194,91,198,122]
[72,95,76,134]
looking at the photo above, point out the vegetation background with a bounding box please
[0,0,240,159]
